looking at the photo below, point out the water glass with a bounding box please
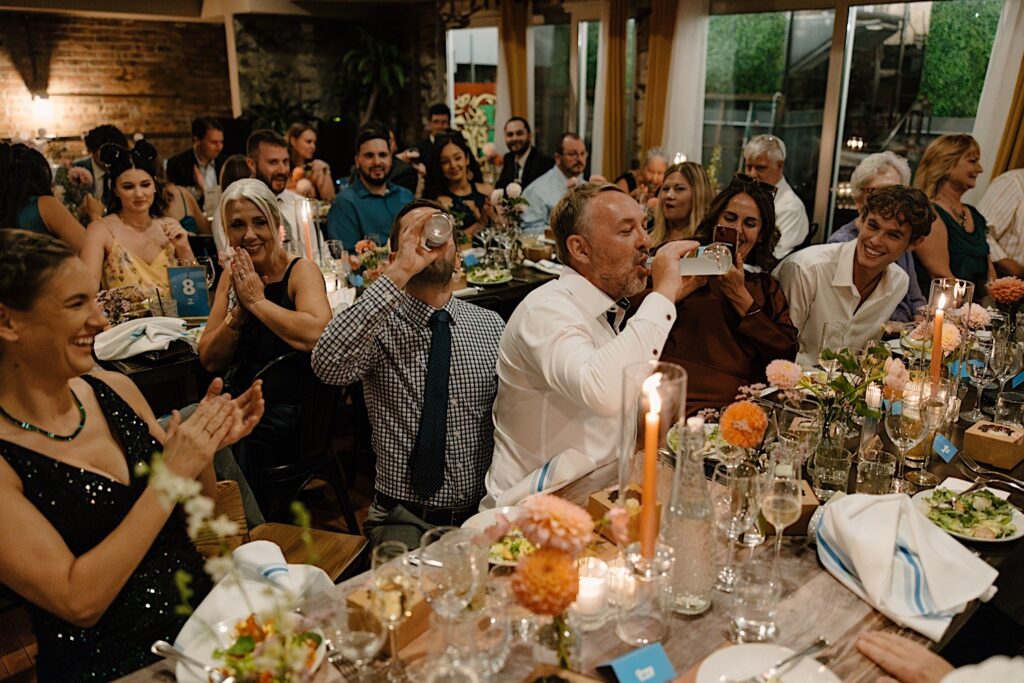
[994,392,1024,427]
[450,589,511,680]
[327,592,386,682]
[856,450,896,494]
[728,558,781,643]
[812,446,851,501]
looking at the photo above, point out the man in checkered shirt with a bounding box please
[312,199,504,548]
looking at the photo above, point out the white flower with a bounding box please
[506,182,522,199]
[207,514,240,538]
[184,495,215,520]
[204,555,235,583]
[490,188,504,205]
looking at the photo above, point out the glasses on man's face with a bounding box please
[730,173,778,198]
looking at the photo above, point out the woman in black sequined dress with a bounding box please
[0,230,264,681]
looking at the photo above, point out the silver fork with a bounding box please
[959,452,1024,488]
[955,463,1024,495]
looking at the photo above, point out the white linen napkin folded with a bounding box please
[496,448,597,507]
[816,493,998,641]
[174,541,333,650]
[522,258,564,276]
[94,317,195,361]
[232,540,292,590]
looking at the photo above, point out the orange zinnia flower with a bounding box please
[720,400,768,449]
[512,548,579,616]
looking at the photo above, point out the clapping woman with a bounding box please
[0,230,263,680]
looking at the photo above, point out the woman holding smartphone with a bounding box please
[630,175,799,414]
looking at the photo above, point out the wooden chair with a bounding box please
[196,481,368,582]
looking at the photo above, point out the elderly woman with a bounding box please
[0,230,263,680]
[423,132,493,236]
[81,141,195,297]
[0,143,89,251]
[616,147,669,198]
[631,176,798,415]
[286,123,335,202]
[649,161,712,248]
[913,134,995,293]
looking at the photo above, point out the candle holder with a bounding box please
[293,197,325,265]
[614,542,674,646]
[569,557,608,632]
[923,278,974,400]
[617,361,687,556]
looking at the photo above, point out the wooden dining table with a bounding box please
[121,441,1024,682]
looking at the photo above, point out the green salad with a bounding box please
[924,488,1017,540]
[467,266,512,285]
[489,527,536,563]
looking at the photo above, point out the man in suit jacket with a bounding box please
[411,103,451,165]
[166,117,226,215]
[73,124,128,208]
[495,116,553,190]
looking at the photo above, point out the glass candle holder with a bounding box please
[569,557,608,631]
[924,278,974,399]
[294,197,325,265]
[618,361,687,558]
[614,541,674,646]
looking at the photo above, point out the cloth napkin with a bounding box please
[523,258,564,276]
[495,448,598,507]
[816,493,999,641]
[94,317,195,361]
[175,540,333,650]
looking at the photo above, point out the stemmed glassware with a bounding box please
[712,462,763,593]
[962,339,997,423]
[761,477,802,567]
[419,528,481,681]
[991,337,1024,398]
[819,321,847,376]
[370,541,414,682]
[327,590,386,682]
[884,384,931,493]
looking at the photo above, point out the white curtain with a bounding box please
[661,0,710,162]
[966,0,1024,204]
[591,3,611,178]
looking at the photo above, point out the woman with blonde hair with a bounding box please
[285,123,335,201]
[912,134,994,293]
[650,161,712,248]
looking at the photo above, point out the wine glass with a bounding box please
[761,477,802,567]
[420,528,481,678]
[961,340,996,423]
[712,462,762,593]
[775,400,821,477]
[371,541,413,682]
[991,338,1023,398]
[884,386,930,493]
[328,592,386,682]
[819,321,847,376]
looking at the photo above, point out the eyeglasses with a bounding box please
[729,173,778,199]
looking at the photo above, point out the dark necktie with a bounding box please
[515,160,522,182]
[410,309,452,499]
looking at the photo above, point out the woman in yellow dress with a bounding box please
[81,141,195,299]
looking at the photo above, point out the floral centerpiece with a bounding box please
[346,238,390,288]
[53,163,94,219]
[490,182,529,232]
[988,276,1024,339]
[478,142,503,186]
[96,285,152,325]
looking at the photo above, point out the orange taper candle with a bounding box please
[931,294,946,391]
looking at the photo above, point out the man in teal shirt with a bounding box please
[327,127,413,250]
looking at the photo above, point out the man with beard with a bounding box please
[521,132,593,233]
[495,116,553,190]
[328,127,414,251]
[482,183,697,508]
[246,129,304,250]
[313,199,504,547]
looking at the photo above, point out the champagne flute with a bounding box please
[371,541,413,682]
[961,340,996,423]
[884,386,929,493]
[761,477,802,567]
[328,591,386,682]
[992,339,1023,398]
[712,462,762,593]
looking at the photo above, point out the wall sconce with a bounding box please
[672,152,687,164]
[31,93,54,121]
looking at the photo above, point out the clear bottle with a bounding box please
[664,416,714,615]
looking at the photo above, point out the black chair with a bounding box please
[793,222,820,253]
[241,352,360,534]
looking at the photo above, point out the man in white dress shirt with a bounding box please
[978,168,1024,277]
[744,134,809,259]
[246,129,303,252]
[483,183,698,508]
[774,186,933,367]
[520,133,590,234]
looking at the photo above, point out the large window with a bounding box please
[447,27,499,158]
[532,22,573,156]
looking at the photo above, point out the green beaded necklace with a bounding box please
[0,389,87,441]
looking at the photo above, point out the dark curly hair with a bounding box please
[860,185,933,241]
[691,177,779,272]
[423,131,484,201]
[100,140,167,218]
[0,143,54,229]
[0,229,76,311]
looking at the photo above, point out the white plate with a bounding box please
[911,488,1024,543]
[175,617,326,683]
[696,643,840,683]
[462,506,528,567]
[466,269,513,286]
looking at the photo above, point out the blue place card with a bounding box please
[167,266,210,317]
[598,643,676,683]
[948,359,983,379]
[933,433,959,463]
[1013,371,1024,389]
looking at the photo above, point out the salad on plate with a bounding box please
[466,266,513,286]
[209,613,324,681]
[921,487,1018,540]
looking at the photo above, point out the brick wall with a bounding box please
[0,11,231,160]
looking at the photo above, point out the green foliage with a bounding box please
[173,569,195,617]
[920,0,1002,118]
[334,33,409,126]
[706,13,787,95]
[245,82,319,133]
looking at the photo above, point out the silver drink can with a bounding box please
[424,212,454,248]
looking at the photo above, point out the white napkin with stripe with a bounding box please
[495,448,597,507]
[816,493,998,641]
[94,317,195,361]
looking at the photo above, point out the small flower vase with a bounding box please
[532,612,581,671]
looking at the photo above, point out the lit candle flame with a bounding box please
[937,293,947,311]
[643,372,662,415]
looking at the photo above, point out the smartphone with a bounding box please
[712,225,739,264]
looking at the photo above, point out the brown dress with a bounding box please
[630,271,799,416]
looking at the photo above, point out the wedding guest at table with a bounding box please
[744,134,809,259]
[521,133,591,234]
[413,103,452,163]
[634,177,798,414]
[80,141,195,297]
[212,154,256,254]
[149,145,212,237]
[423,132,493,237]
[313,199,504,546]
[483,183,697,508]
[0,229,263,681]
[856,631,1024,682]
[649,161,712,248]
[328,126,413,251]
[0,143,88,251]
[775,185,933,367]
[495,116,553,190]
[286,122,336,202]
[386,126,425,196]
[616,147,669,199]
[247,129,304,251]
[166,117,225,216]
[74,124,128,206]
[978,168,1024,277]
[828,152,924,322]
[913,134,995,294]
